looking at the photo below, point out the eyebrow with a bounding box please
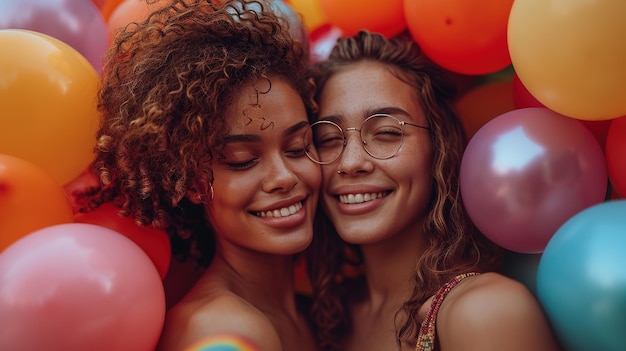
[319,106,414,124]
[223,120,310,144]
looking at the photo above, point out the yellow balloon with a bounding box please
[0,29,99,184]
[508,0,626,121]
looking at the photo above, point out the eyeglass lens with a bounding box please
[304,114,405,164]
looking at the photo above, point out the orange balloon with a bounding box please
[404,0,513,75]
[455,80,516,138]
[508,0,626,120]
[0,29,99,185]
[318,0,406,37]
[288,0,328,31]
[0,154,74,253]
[74,202,172,279]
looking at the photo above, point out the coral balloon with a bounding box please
[537,200,626,351]
[460,108,607,253]
[0,0,109,74]
[0,29,99,185]
[318,0,406,37]
[605,116,626,197]
[74,202,172,279]
[508,0,626,120]
[0,223,166,351]
[404,0,513,75]
[455,80,515,139]
[0,154,74,253]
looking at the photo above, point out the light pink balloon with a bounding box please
[460,107,607,253]
[0,223,165,351]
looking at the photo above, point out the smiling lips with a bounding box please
[339,192,386,204]
[255,201,303,218]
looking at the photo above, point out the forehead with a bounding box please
[318,61,424,122]
[226,76,308,133]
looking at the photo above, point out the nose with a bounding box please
[336,130,374,175]
[262,155,299,192]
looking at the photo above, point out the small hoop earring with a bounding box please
[209,183,214,200]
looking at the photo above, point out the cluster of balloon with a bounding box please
[0,3,174,349]
[537,200,626,351]
[460,107,608,253]
[0,223,166,351]
[0,0,108,74]
[0,29,100,186]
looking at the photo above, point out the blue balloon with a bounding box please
[537,200,626,351]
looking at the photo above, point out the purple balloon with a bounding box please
[0,0,108,73]
[460,107,608,253]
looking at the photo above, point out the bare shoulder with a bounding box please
[157,294,282,351]
[436,272,564,351]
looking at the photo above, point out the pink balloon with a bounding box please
[0,223,165,351]
[460,108,607,253]
[0,0,108,73]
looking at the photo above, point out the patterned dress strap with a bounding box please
[415,272,481,351]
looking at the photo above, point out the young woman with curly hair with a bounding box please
[84,0,321,350]
[304,30,563,351]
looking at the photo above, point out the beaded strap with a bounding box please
[415,272,480,351]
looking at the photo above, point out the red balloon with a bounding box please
[605,116,626,198]
[460,108,607,253]
[74,202,171,280]
[318,0,406,37]
[404,0,513,75]
[0,223,165,351]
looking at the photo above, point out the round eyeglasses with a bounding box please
[304,113,430,165]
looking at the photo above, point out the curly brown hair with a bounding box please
[305,30,503,351]
[85,0,316,266]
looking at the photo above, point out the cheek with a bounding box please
[298,162,322,191]
[320,166,336,188]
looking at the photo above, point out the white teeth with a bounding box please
[339,192,384,204]
[256,201,303,218]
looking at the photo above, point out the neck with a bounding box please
[205,247,300,317]
[359,226,427,312]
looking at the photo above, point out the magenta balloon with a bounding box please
[460,107,608,253]
[0,0,108,73]
[0,223,165,351]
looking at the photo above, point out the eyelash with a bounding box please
[224,148,307,171]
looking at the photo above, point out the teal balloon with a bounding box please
[537,200,626,351]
